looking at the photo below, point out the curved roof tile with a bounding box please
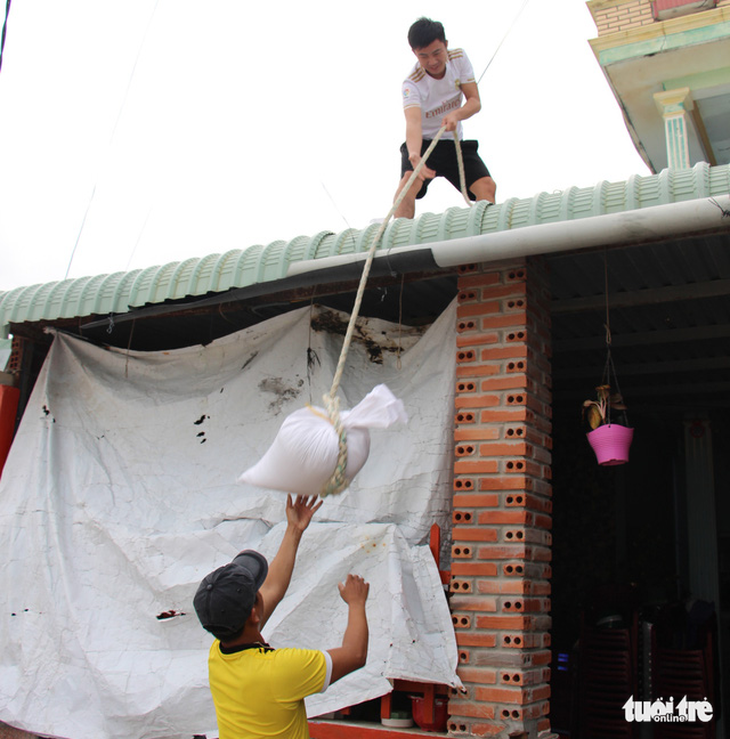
[1,162,729,336]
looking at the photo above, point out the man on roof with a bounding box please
[194,494,370,739]
[394,17,496,219]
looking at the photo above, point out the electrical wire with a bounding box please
[0,0,11,74]
[320,181,352,230]
[476,0,531,84]
[109,0,160,145]
[64,0,160,281]
[65,185,97,279]
[124,205,153,271]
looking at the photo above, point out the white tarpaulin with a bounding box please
[0,300,459,739]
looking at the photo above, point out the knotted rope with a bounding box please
[320,125,470,496]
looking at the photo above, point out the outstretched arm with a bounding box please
[404,106,436,181]
[259,494,322,626]
[327,574,370,683]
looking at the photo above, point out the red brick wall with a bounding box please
[448,258,553,737]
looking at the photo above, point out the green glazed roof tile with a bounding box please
[1,162,728,337]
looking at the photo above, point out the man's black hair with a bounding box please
[408,17,446,50]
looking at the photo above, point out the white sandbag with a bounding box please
[344,383,409,428]
[238,384,407,495]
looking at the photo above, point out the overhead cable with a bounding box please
[64,0,161,280]
[477,0,531,84]
[0,0,12,74]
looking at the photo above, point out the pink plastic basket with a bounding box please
[587,424,634,466]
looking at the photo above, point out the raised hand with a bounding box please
[338,574,370,606]
[285,494,323,532]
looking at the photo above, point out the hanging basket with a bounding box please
[587,424,634,466]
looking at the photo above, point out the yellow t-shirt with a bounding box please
[208,643,331,739]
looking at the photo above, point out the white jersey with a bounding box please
[402,48,476,140]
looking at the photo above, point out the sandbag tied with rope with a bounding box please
[238,385,407,497]
[239,126,463,497]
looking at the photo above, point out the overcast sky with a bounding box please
[0,0,650,292]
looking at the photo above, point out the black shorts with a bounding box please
[400,139,491,200]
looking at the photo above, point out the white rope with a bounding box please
[325,123,451,403]
[454,135,472,207]
[321,123,468,496]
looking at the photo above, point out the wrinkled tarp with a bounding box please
[0,301,459,739]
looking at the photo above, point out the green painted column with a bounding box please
[654,87,694,170]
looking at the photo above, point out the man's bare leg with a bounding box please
[393,173,422,219]
[469,175,497,204]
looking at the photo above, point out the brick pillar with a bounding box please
[448,258,553,738]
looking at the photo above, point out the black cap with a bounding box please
[193,550,268,641]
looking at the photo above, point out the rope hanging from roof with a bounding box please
[600,248,627,428]
[321,124,469,496]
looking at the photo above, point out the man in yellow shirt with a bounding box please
[194,495,369,739]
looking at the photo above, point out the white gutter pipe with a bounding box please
[286,194,730,278]
[76,194,730,332]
